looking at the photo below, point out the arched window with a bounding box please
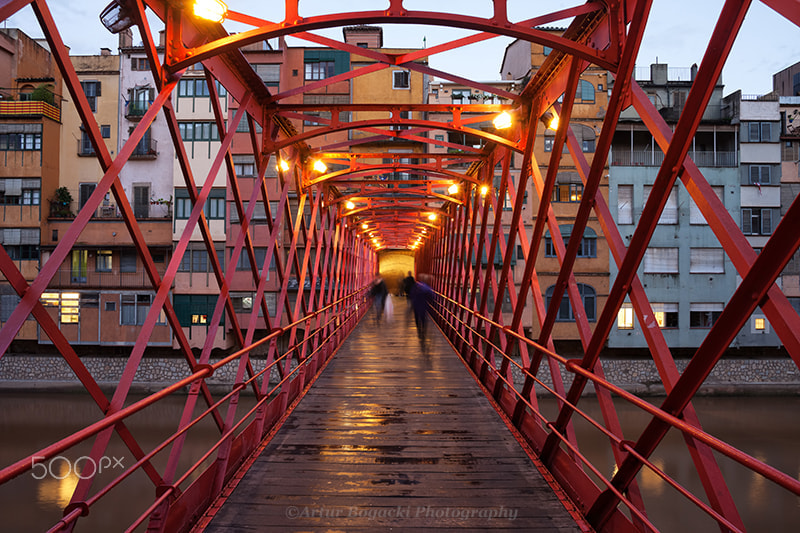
[544,226,597,258]
[545,283,596,321]
[573,123,596,152]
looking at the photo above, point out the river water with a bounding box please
[0,392,797,532]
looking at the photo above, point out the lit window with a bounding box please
[754,317,766,330]
[617,303,634,329]
[60,292,80,323]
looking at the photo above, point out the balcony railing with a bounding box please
[611,149,737,167]
[129,137,157,159]
[77,139,95,157]
[49,267,164,289]
[0,100,61,121]
[125,102,149,120]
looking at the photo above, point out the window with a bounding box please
[748,165,772,185]
[60,292,80,324]
[577,79,595,102]
[96,250,112,272]
[690,303,723,328]
[642,185,678,224]
[127,86,152,117]
[120,249,137,273]
[543,46,552,55]
[101,125,111,138]
[71,250,88,283]
[393,70,410,89]
[79,183,96,210]
[5,244,39,260]
[131,57,150,71]
[434,134,444,142]
[80,81,101,112]
[552,183,582,203]
[690,248,724,273]
[254,64,280,87]
[174,189,226,220]
[643,247,679,273]
[653,303,679,328]
[79,130,95,156]
[178,246,225,273]
[391,110,411,131]
[177,79,226,98]
[746,122,773,142]
[179,121,220,141]
[236,247,268,271]
[0,124,43,151]
[617,302,634,329]
[742,208,776,235]
[22,188,40,205]
[305,61,334,80]
[545,283,596,321]
[451,89,471,104]
[231,292,254,313]
[618,185,633,224]
[121,294,151,325]
[689,186,724,224]
[545,226,596,258]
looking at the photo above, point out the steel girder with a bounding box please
[0,1,799,532]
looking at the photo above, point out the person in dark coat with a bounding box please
[410,274,434,339]
[402,271,415,297]
[369,275,388,323]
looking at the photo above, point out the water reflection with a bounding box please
[36,459,79,509]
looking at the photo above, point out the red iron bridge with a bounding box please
[0,1,799,531]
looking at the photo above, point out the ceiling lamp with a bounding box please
[193,0,228,22]
[542,111,559,131]
[480,184,489,196]
[448,183,459,195]
[313,159,327,173]
[493,111,512,130]
[428,213,437,221]
[277,159,290,172]
[345,200,355,210]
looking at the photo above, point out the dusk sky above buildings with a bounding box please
[5,0,799,96]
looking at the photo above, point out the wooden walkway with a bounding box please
[200,296,584,532]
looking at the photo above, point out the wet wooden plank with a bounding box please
[201,296,582,532]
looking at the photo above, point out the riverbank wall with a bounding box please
[0,353,798,396]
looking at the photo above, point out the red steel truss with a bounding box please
[0,0,799,531]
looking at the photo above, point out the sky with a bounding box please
[4,0,799,96]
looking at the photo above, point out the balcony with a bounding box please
[0,99,60,121]
[125,102,149,120]
[48,267,165,289]
[128,137,158,159]
[77,138,96,157]
[611,149,737,167]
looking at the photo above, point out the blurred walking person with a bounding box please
[369,275,388,323]
[410,274,433,339]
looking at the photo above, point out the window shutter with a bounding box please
[762,165,771,185]
[643,185,678,223]
[741,208,752,234]
[748,123,760,142]
[617,185,633,224]
[6,179,21,196]
[762,209,772,235]
[643,247,679,273]
[690,248,724,273]
[689,186,723,224]
[761,122,771,142]
[4,228,20,245]
[20,228,39,244]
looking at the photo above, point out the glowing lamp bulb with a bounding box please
[480,185,489,196]
[493,111,512,129]
[277,159,290,172]
[544,112,559,131]
[361,223,368,230]
[428,213,437,221]
[313,159,327,173]
[345,200,355,210]
[193,0,228,22]
[448,183,459,195]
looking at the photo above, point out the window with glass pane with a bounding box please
[552,183,583,203]
[690,303,723,328]
[545,283,596,321]
[120,249,137,273]
[652,303,679,328]
[60,293,80,323]
[96,250,112,272]
[617,302,634,329]
[689,186,723,224]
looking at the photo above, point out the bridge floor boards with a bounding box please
[201,296,582,532]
